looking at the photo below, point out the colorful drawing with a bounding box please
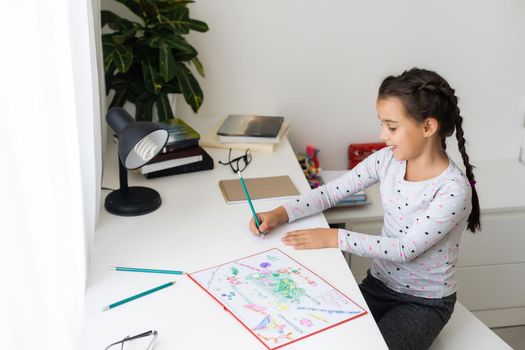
[189,249,367,349]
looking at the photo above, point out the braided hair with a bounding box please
[378,68,480,232]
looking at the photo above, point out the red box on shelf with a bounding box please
[348,142,387,169]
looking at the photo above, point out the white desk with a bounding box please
[81,135,386,349]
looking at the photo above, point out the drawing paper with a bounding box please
[236,215,328,247]
[189,248,367,349]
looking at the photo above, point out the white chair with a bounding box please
[430,302,512,350]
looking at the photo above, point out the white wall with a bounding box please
[171,0,525,169]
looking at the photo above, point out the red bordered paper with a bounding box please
[188,248,367,349]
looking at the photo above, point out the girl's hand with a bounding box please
[281,228,339,249]
[249,206,289,236]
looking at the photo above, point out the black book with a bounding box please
[162,138,199,153]
[143,148,214,179]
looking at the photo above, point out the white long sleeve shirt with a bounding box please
[282,147,472,298]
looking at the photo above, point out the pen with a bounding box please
[103,281,175,311]
[237,171,264,238]
[112,266,185,275]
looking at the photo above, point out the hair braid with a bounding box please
[454,113,481,232]
[416,78,481,232]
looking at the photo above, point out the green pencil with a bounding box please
[112,266,185,275]
[103,281,175,311]
[238,171,264,238]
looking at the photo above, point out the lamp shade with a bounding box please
[107,107,169,169]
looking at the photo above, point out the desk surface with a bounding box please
[82,130,386,349]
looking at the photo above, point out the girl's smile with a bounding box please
[377,97,427,162]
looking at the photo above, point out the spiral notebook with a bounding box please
[218,175,300,204]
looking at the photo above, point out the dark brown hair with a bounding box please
[378,68,480,232]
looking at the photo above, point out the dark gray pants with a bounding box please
[359,272,456,350]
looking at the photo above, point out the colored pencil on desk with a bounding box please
[102,281,175,311]
[237,171,264,238]
[112,266,185,275]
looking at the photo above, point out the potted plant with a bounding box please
[102,0,208,121]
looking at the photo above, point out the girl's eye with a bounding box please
[389,127,397,132]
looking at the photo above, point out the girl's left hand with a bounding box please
[281,228,338,250]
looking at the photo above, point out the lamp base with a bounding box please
[105,186,162,216]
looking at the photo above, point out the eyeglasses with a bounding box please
[104,330,158,350]
[218,148,252,173]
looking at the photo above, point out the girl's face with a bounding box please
[376,97,427,161]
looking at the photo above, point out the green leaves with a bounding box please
[174,61,203,113]
[103,38,133,73]
[141,57,163,94]
[157,2,208,34]
[114,0,144,21]
[159,47,177,82]
[145,35,197,61]
[187,19,208,32]
[156,93,175,120]
[159,6,191,34]
[102,0,208,120]
[190,56,205,77]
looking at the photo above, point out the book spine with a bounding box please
[162,139,200,153]
[141,155,203,174]
[144,150,214,179]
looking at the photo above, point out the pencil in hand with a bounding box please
[238,171,265,238]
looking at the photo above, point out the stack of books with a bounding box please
[140,118,213,179]
[199,114,289,152]
[320,170,368,207]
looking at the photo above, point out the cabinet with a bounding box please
[324,160,525,328]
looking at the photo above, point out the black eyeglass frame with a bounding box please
[218,148,252,173]
[104,330,158,350]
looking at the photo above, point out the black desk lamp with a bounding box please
[105,107,169,216]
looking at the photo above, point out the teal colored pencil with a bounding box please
[103,281,175,311]
[112,266,185,275]
[238,171,264,238]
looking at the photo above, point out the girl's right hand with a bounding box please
[249,206,289,236]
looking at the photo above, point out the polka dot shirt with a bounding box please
[282,147,472,299]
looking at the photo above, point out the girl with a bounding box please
[249,68,480,350]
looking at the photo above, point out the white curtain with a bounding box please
[0,0,101,349]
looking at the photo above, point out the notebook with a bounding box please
[218,175,300,204]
